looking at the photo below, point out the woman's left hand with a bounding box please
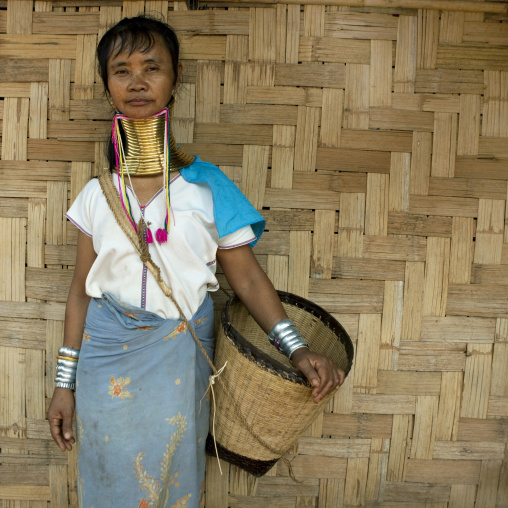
[290,348,345,403]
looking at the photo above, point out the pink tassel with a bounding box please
[156,228,168,244]
[145,228,154,244]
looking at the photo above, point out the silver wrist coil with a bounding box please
[54,347,80,391]
[268,319,309,359]
[56,366,76,375]
[55,382,76,390]
[59,346,80,359]
[55,368,76,378]
[56,359,78,368]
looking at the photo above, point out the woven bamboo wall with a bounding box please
[0,0,507,507]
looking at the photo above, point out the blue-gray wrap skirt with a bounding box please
[75,293,214,508]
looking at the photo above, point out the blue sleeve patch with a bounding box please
[179,157,265,247]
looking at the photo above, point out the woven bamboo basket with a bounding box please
[205,290,354,476]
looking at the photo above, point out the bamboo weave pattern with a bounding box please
[0,1,507,507]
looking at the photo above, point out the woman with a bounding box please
[47,16,344,508]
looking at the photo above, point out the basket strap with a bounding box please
[98,172,291,460]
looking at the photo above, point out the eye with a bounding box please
[147,66,159,72]
[115,69,128,75]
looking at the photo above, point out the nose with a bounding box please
[128,72,148,91]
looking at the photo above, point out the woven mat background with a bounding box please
[0,1,507,507]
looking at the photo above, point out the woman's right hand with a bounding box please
[47,388,76,451]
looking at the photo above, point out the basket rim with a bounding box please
[220,289,354,385]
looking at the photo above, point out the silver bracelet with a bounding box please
[55,382,76,390]
[56,358,79,369]
[268,319,309,359]
[58,346,80,359]
[54,346,80,391]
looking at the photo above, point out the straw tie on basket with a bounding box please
[98,173,299,476]
[201,361,228,475]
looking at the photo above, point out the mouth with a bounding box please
[127,98,151,105]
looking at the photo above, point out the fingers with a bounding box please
[291,350,345,404]
[62,411,75,447]
[49,415,69,452]
[290,349,321,388]
[298,360,321,389]
[49,414,74,451]
[312,360,337,403]
[309,359,347,403]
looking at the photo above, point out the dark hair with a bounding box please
[97,15,180,93]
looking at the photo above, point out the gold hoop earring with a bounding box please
[106,96,116,110]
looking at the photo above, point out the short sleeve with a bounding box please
[180,159,265,247]
[218,225,256,249]
[65,178,100,237]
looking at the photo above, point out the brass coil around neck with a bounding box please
[117,101,195,176]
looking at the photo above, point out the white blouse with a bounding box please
[66,172,255,319]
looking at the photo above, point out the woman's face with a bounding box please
[106,35,181,119]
